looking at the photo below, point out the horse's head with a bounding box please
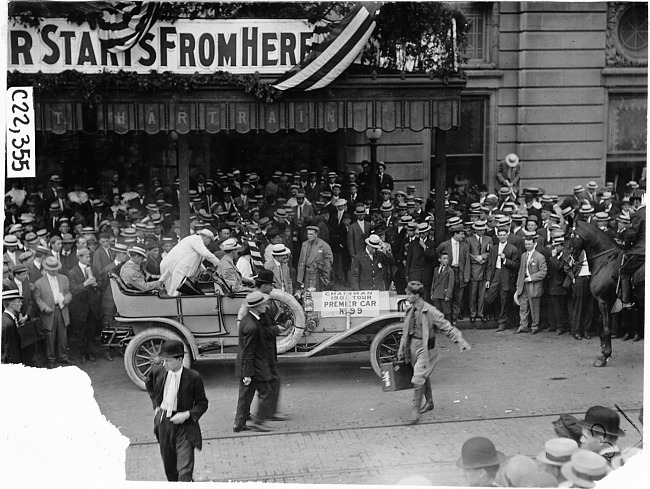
[564,219,585,261]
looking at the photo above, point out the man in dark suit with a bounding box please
[68,247,103,363]
[547,236,571,335]
[620,204,645,309]
[2,289,24,364]
[485,228,520,332]
[347,204,372,258]
[515,232,547,334]
[234,292,274,433]
[436,225,470,326]
[93,233,114,272]
[467,220,491,322]
[405,222,436,300]
[376,162,394,193]
[350,234,394,290]
[146,340,208,482]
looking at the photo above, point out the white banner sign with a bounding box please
[8,19,313,75]
[6,87,36,178]
[318,290,381,318]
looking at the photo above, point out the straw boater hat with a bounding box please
[3,235,20,247]
[537,438,579,467]
[560,450,612,488]
[587,181,598,191]
[472,220,487,231]
[552,236,565,246]
[219,238,240,252]
[128,246,147,258]
[354,204,366,215]
[579,203,594,214]
[244,291,269,308]
[61,233,75,244]
[573,185,585,194]
[271,243,291,256]
[365,234,383,248]
[504,153,519,168]
[380,202,394,213]
[617,214,631,224]
[334,198,347,207]
[416,222,431,234]
[111,243,128,254]
[196,229,215,240]
[2,289,23,302]
[498,187,511,196]
[593,211,610,222]
[42,256,62,272]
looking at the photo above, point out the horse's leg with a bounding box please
[593,300,611,367]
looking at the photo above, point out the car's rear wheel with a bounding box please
[370,323,403,377]
[124,327,191,390]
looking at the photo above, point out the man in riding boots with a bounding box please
[620,201,645,309]
[397,281,471,425]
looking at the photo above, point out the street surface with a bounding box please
[79,329,644,484]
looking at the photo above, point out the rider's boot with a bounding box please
[408,384,425,425]
[420,378,434,414]
[620,277,635,308]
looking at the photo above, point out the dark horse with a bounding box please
[565,220,644,367]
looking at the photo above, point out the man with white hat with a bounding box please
[2,289,24,364]
[495,153,521,197]
[537,437,579,484]
[264,243,292,294]
[33,256,74,368]
[405,222,435,299]
[560,450,612,488]
[121,246,161,293]
[350,234,394,291]
[159,229,220,296]
[216,238,254,293]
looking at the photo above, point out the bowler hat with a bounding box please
[12,264,28,274]
[245,291,269,308]
[254,269,275,285]
[160,340,185,359]
[456,437,506,469]
[577,405,625,437]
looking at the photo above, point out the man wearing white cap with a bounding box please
[121,246,161,293]
[160,230,220,296]
[216,238,254,293]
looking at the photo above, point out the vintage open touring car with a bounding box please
[101,271,409,389]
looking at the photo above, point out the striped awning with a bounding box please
[32,74,465,134]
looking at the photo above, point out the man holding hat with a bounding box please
[68,247,103,363]
[485,227,520,331]
[515,231,547,334]
[496,153,520,197]
[120,246,161,293]
[2,289,24,364]
[297,226,333,292]
[457,436,506,486]
[146,339,208,481]
[33,256,73,368]
[216,238,255,293]
[159,229,220,296]
[234,291,274,432]
[397,281,471,424]
[350,234,394,291]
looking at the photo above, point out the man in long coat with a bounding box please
[297,226,333,291]
[397,281,471,425]
[160,229,220,296]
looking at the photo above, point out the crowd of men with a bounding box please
[455,404,641,487]
[2,158,646,366]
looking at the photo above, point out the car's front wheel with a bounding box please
[369,323,403,377]
[124,327,191,390]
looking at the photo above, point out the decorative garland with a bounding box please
[7,69,283,106]
[8,2,468,104]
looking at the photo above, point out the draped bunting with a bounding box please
[98,1,161,53]
[272,2,380,91]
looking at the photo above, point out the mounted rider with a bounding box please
[620,194,645,309]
